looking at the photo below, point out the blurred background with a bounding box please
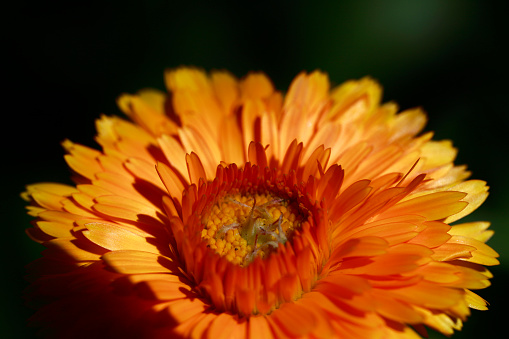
[3,0,507,337]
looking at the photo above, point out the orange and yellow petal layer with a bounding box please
[23,67,498,338]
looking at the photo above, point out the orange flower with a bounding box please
[23,68,498,338]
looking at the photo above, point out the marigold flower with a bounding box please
[23,68,498,338]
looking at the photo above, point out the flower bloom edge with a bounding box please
[23,68,498,338]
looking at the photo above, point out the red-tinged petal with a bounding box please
[315,164,343,205]
[280,139,303,174]
[248,141,268,169]
[330,179,372,223]
[235,288,256,316]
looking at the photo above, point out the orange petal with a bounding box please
[208,313,246,339]
[260,110,280,162]
[370,290,423,324]
[211,71,239,114]
[179,126,220,179]
[117,93,177,137]
[248,316,274,339]
[93,195,161,221]
[384,191,468,221]
[186,152,207,184]
[269,302,318,337]
[220,115,245,164]
[156,162,186,199]
[157,134,189,181]
[36,221,73,238]
[239,72,274,100]
[102,250,177,274]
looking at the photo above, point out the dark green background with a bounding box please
[4,0,507,338]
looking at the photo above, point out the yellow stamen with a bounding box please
[201,192,303,266]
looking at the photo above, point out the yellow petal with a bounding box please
[444,180,489,224]
[82,222,160,253]
[449,221,493,242]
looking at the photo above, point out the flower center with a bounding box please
[201,192,303,266]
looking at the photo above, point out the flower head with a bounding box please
[23,68,498,338]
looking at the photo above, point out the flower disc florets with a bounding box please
[167,162,327,315]
[201,192,305,266]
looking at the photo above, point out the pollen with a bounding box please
[201,192,304,266]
